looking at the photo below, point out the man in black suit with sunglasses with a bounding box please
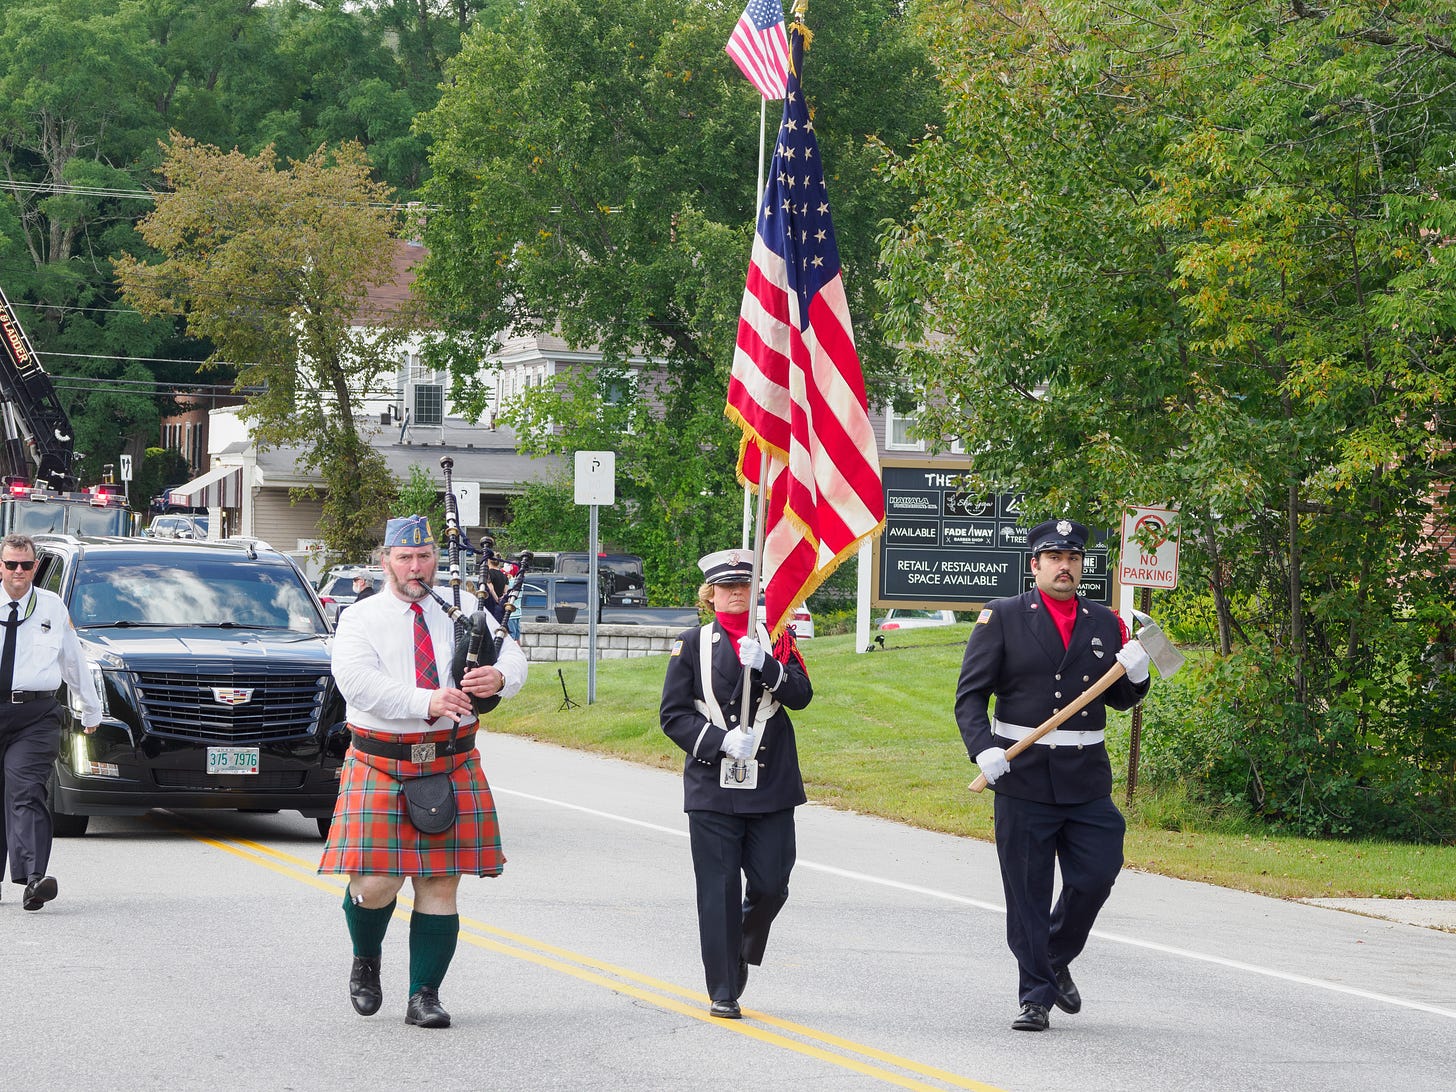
[0,534,101,910]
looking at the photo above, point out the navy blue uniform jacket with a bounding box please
[955,590,1148,805]
[660,621,812,814]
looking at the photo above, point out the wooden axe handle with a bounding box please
[968,660,1128,793]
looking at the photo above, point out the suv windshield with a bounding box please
[71,557,326,632]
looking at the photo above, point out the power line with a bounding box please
[0,178,420,210]
[39,351,218,368]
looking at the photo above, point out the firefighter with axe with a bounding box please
[955,518,1176,1032]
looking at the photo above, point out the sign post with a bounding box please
[574,451,616,704]
[1117,504,1180,803]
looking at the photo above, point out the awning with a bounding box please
[168,465,242,508]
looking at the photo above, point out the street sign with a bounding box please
[452,480,480,527]
[574,450,615,506]
[1118,505,1180,589]
[119,454,133,481]
[875,459,1113,608]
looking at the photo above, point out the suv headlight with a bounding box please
[69,660,110,720]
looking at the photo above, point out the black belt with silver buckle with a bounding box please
[350,731,477,763]
[10,690,57,704]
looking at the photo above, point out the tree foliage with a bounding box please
[413,0,938,602]
[0,0,467,486]
[881,0,1456,838]
[115,136,407,562]
[394,462,447,549]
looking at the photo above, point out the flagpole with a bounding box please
[742,95,769,552]
[741,443,770,735]
[739,9,793,733]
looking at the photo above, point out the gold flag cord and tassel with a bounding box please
[788,0,812,73]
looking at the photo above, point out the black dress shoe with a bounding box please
[1052,965,1081,1014]
[1011,1002,1049,1031]
[22,875,57,912]
[736,958,750,1000]
[709,999,742,1020]
[405,986,452,1028]
[348,956,382,1016]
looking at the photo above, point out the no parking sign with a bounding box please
[1119,506,1180,589]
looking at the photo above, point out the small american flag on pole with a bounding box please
[725,0,790,101]
[726,23,884,638]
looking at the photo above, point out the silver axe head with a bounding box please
[1129,609,1185,678]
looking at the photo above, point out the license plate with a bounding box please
[207,747,260,775]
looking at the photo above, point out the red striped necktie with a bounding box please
[411,602,440,689]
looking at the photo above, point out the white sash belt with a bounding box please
[993,717,1104,748]
[695,625,778,737]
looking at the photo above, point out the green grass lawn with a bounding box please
[492,625,1456,901]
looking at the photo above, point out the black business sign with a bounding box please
[873,458,1113,609]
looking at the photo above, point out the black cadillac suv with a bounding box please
[31,535,349,837]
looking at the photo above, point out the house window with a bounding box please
[601,373,633,405]
[886,405,924,452]
[413,383,443,427]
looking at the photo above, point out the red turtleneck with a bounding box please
[1039,591,1078,647]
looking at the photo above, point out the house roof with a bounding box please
[250,417,563,493]
[360,239,427,321]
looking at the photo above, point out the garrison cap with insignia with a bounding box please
[384,514,434,548]
[1027,518,1088,556]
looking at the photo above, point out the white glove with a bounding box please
[976,747,1011,784]
[1116,640,1151,684]
[722,727,756,760]
[737,636,767,671]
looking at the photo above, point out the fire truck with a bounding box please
[0,285,136,536]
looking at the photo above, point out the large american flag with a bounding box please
[726,24,884,638]
[724,0,790,101]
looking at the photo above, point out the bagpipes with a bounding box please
[421,456,533,717]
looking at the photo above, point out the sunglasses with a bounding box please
[2,560,36,571]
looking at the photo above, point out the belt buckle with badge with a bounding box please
[719,757,759,790]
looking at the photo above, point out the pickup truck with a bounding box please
[517,574,699,628]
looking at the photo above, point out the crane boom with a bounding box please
[0,284,75,490]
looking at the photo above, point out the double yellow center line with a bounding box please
[193,826,1005,1092]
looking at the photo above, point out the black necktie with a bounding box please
[0,601,17,697]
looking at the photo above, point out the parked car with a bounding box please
[518,574,698,627]
[757,596,815,639]
[32,535,348,838]
[316,565,383,619]
[878,608,958,630]
[145,513,210,540]
[553,551,646,598]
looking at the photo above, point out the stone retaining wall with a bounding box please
[519,622,684,662]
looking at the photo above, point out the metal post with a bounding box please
[587,502,598,704]
[1125,585,1152,805]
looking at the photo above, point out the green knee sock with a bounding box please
[342,891,396,958]
[408,912,460,994]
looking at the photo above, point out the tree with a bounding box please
[115,135,408,563]
[135,446,192,513]
[393,462,446,546]
[880,0,1456,838]
[413,0,939,602]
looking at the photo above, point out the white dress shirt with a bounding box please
[3,588,103,728]
[331,586,527,736]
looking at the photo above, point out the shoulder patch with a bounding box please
[670,639,683,657]
[976,608,993,625]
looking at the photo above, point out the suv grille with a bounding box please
[134,671,328,743]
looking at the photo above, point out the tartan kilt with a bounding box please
[318,724,506,878]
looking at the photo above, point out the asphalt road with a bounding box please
[5,734,1453,1092]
